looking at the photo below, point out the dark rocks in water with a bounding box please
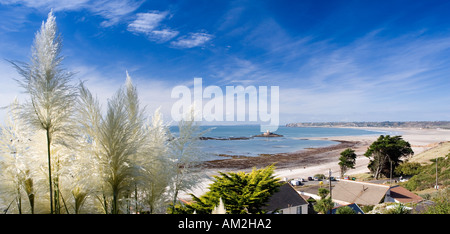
[199,136,216,140]
[199,136,251,140]
[198,130,283,140]
[252,133,283,137]
[228,137,251,140]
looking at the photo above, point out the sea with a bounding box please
[169,125,391,161]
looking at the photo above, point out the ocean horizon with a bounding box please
[170,125,393,161]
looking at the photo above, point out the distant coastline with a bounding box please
[285,121,450,129]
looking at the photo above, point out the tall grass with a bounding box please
[1,11,205,214]
[8,11,78,213]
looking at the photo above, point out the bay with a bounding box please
[169,125,388,161]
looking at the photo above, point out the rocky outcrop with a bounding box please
[253,130,283,137]
[252,132,283,137]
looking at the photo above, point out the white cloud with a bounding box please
[3,1,212,46]
[127,11,180,43]
[127,11,168,34]
[170,32,213,48]
[0,0,144,27]
[148,29,179,42]
[127,12,213,47]
[91,0,144,27]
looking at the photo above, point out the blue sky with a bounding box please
[1,0,450,124]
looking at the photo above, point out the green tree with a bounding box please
[338,148,357,177]
[395,162,422,176]
[314,188,333,214]
[318,188,329,198]
[364,135,413,179]
[314,174,326,180]
[335,206,356,214]
[185,165,280,214]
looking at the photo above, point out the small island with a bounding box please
[253,130,284,137]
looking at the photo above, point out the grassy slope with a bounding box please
[409,141,450,165]
[403,154,450,191]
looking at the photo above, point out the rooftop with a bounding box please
[388,185,423,203]
[329,180,390,206]
[263,183,309,212]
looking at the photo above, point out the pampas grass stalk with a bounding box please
[8,11,77,213]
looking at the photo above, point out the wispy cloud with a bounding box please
[2,1,213,47]
[0,6,31,32]
[207,56,274,86]
[127,11,179,42]
[0,0,144,27]
[204,18,450,122]
[148,29,179,42]
[170,32,213,49]
[127,11,213,47]
[128,11,169,34]
[89,0,144,27]
[288,30,450,121]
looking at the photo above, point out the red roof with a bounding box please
[389,186,423,203]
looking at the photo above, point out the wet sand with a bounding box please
[202,140,360,170]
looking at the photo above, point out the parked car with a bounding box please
[399,176,409,182]
[307,177,313,181]
[290,179,302,186]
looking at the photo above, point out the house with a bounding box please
[329,203,365,214]
[328,180,423,207]
[330,180,390,206]
[384,185,423,204]
[264,183,309,214]
[295,180,426,213]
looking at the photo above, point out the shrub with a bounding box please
[314,174,326,180]
[404,155,449,191]
[395,162,422,176]
[335,206,356,214]
[423,188,450,214]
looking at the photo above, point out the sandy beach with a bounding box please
[273,127,450,180]
[182,127,450,199]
